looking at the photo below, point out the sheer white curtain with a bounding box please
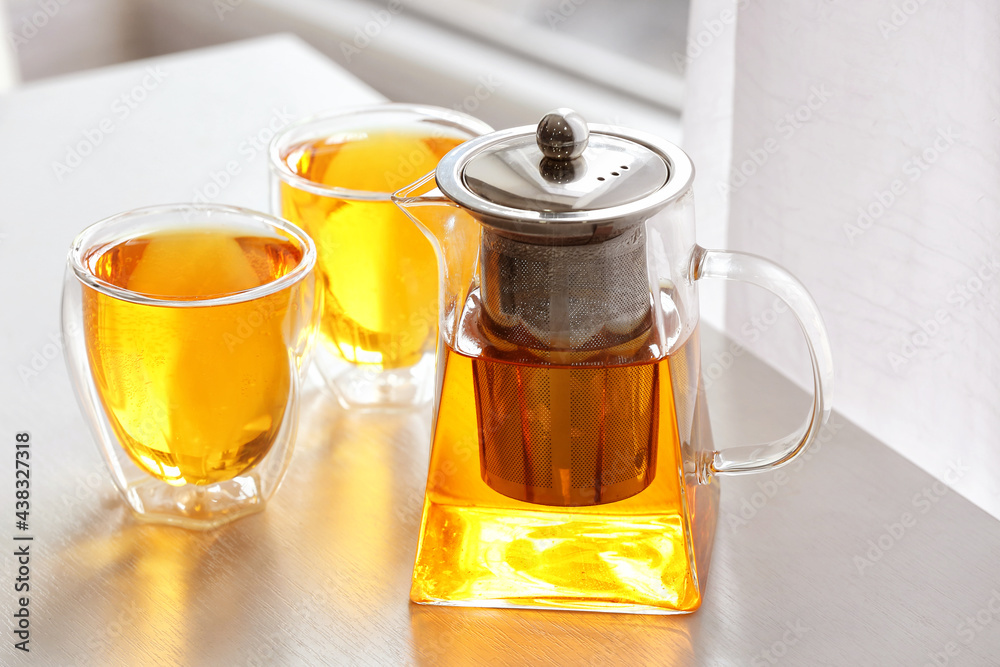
[684,0,1000,518]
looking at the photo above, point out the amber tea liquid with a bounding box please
[278,129,467,370]
[411,291,717,613]
[83,225,306,486]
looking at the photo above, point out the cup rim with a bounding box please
[69,203,317,308]
[268,102,494,202]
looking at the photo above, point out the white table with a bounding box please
[1,35,998,666]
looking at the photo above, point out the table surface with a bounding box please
[2,35,999,667]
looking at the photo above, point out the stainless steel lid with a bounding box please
[434,108,694,239]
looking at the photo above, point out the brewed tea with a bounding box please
[279,130,465,370]
[83,226,306,486]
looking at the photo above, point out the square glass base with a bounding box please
[410,499,704,614]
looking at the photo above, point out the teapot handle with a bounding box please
[692,246,834,475]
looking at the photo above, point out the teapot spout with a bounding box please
[392,172,480,343]
[391,172,456,253]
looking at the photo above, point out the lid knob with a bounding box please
[536,108,589,160]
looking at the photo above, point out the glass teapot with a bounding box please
[392,109,833,614]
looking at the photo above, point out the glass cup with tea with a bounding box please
[269,104,493,410]
[62,204,319,529]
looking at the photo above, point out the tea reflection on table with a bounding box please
[291,385,433,595]
[409,604,699,666]
[43,518,281,666]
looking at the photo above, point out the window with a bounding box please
[394,0,688,112]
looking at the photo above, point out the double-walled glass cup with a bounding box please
[269,104,493,410]
[62,204,319,529]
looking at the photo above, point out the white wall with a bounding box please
[685,0,1000,518]
[0,0,18,90]
[677,0,737,329]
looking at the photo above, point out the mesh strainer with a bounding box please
[479,224,651,351]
